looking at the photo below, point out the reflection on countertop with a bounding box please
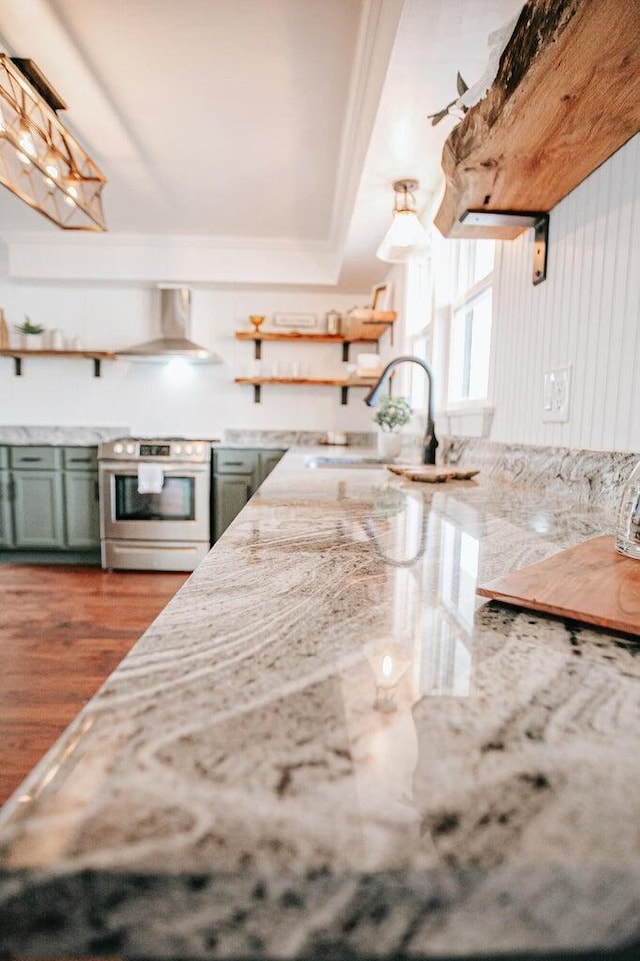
[0,448,638,960]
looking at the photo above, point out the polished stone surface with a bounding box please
[447,437,639,512]
[0,425,129,445]
[0,450,639,959]
[224,428,377,448]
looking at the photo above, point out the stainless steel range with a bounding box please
[98,437,212,572]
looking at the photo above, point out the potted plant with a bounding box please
[14,317,45,350]
[373,394,412,460]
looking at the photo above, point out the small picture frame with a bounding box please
[271,312,319,330]
[370,282,391,311]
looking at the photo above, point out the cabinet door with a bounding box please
[0,471,13,548]
[12,470,65,548]
[214,474,253,541]
[64,470,100,548]
[257,449,285,486]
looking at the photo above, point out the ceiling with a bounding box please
[0,0,522,289]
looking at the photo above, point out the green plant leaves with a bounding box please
[373,395,412,432]
[427,72,469,125]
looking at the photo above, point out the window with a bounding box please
[447,239,494,403]
[398,232,496,441]
[403,259,433,412]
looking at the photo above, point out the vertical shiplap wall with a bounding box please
[490,134,640,452]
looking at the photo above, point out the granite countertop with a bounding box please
[0,426,130,446]
[1,449,639,960]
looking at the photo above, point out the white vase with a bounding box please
[19,333,43,350]
[377,431,403,461]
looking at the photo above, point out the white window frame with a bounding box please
[441,239,495,437]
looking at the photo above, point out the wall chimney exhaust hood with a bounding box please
[117,288,222,363]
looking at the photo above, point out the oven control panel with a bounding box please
[139,444,171,457]
[98,438,212,463]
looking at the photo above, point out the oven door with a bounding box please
[99,461,210,542]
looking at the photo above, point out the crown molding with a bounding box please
[4,231,341,285]
[327,0,405,258]
[1,230,335,252]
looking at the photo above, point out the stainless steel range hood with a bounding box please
[117,288,222,363]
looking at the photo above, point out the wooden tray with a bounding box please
[386,465,480,483]
[477,536,640,636]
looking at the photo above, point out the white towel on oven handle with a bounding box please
[137,464,164,494]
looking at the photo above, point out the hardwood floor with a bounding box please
[0,564,188,807]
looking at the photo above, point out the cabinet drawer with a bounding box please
[0,447,7,470]
[63,447,98,470]
[9,446,61,470]
[214,449,258,475]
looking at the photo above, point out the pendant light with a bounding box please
[0,55,106,230]
[377,179,430,263]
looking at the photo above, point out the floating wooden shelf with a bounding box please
[0,349,116,378]
[234,376,377,387]
[235,313,397,399]
[235,313,396,342]
[234,375,377,406]
[434,0,640,242]
[235,314,398,359]
[237,331,345,343]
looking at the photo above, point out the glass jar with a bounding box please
[615,460,640,560]
[325,310,342,335]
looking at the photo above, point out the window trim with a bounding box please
[445,241,494,412]
[452,272,492,313]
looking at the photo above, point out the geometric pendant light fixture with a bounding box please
[0,55,107,231]
[376,178,429,263]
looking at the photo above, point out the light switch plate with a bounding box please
[542,365,571,422]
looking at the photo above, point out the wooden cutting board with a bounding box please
[386,465,480,483]
[477,536,640,636]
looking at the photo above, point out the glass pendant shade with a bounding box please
[0,54,106,230]
[377,209,430,262]
[377,178,430,263]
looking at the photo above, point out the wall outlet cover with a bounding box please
[543,365,572,422]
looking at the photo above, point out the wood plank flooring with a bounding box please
[0,564,188,807]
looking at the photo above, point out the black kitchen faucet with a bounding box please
[364,355,439,465]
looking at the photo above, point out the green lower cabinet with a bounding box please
[64,470,100,548]
[212,448,285,542]
[12,469,65,548]
[214,474,254,540]
[0,471,13,548]
[257,449,285,485]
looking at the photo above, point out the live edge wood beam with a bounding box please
[434,0,640,242]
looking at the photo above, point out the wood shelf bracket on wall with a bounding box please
[459,210,549,285]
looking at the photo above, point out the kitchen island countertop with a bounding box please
[0,447,639,960]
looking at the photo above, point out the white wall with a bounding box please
[0,285,394,437]
[489,134,640,453]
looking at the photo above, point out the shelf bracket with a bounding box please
[341,386,348,406]
[253,339,261,361]
[460,210,549,285]
[14,357,22,376]
[92,358,101,378]
[253,384,261,404]
[342,342,349,363]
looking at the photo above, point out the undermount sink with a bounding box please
[304,455,386,469]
